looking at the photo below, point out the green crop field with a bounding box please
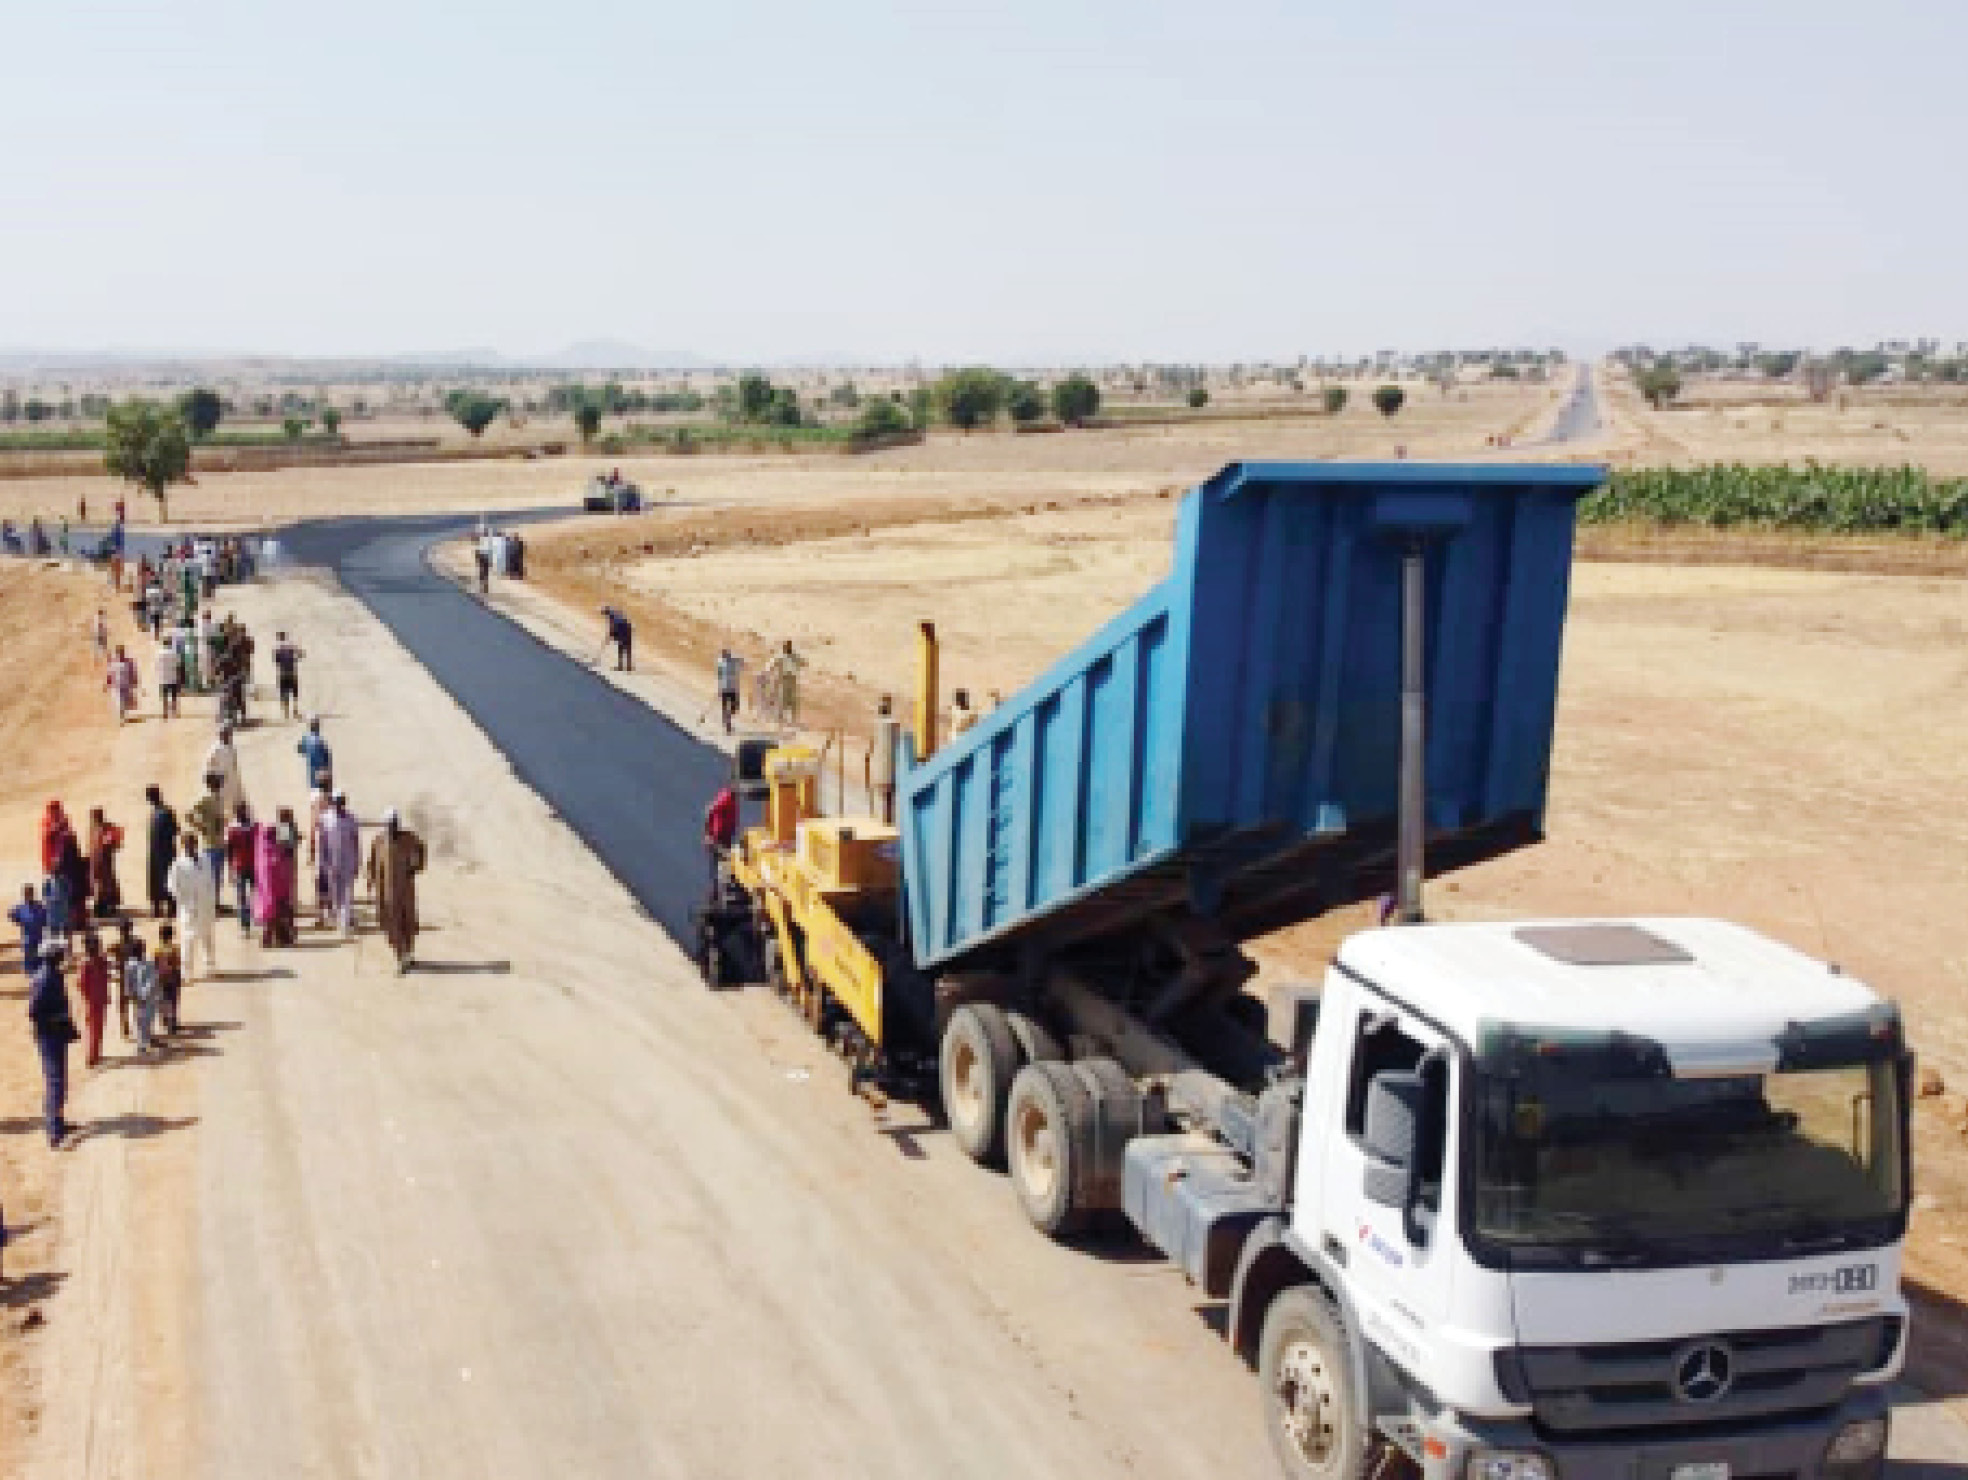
[1585,463,1968,536]
[0,428,343,453]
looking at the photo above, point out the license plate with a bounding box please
[1670,1465,1729,1480]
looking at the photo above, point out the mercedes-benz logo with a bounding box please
[1672,1341,1735,1404]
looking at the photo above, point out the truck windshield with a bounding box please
[1472,1031,1906,1262]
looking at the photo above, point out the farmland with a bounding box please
[1587,462,1968,535]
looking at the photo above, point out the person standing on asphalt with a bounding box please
[366,808,426,974]
[154,635,182,719]
[272,632,305,720]
[186,773,229,901]
[475,529,495,595]
[716,648,743,734]
[703,781,738,894]
[27,939,79,1148]
[317,792,362,936]
[145,786,179,920]
[166,836,218,982]
[76,931,110,1068]
[297,717,331,790]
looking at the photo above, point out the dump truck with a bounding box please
[702,462,1912,1480]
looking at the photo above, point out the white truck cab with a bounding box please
[1236,916,1911,1480]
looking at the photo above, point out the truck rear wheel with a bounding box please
[1006,1060,1096,1238]
[1258,1287,1370,1480]
[941,1004,1023,1165]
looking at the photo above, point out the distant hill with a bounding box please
[537,340,710,371]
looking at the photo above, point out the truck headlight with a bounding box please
[1826,1416,1889,1465]
[1467,1452,1555,1480]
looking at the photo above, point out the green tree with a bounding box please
[1322,385,1348,415]
[574,401,603,445]
[1637,366,1682,408]
[178,387,224,440]
[446,389,506,438]
[1006,380,1047,424]
[1050,372,1100,427]
[1186,387,1209,409]
[1373,384,1406,418]
[828,381,861,409]
[906,386,933,431]
[282,416,308,441]
[321,406,343,436]
[855,396,911,438]
[103,399,192,522]
[736,373,776,422]
[769,386,803,427]
[934,368,1008,431]
[1757,351,1801,380]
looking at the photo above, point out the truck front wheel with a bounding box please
[1258,1287,1371,1480]
[941,1004,1024,1165]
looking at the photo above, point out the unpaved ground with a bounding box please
[0,558,203,1470]
[0,380,1556,529]
[1597,369,1968,474]
[527,493,1968,1412]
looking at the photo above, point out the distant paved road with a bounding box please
[1544,364,1603,444]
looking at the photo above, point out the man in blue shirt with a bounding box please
[297,716,332,789]
[9,885,47,971]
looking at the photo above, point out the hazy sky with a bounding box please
[4,0,1962,363]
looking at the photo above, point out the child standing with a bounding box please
[124,940,158,1054]
[77,932,111,1068]
[154,925,183,1035]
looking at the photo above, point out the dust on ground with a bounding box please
[527,491,1968,1408]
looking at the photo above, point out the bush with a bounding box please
[933,368,1008,431]
[320,407,342,436]
[855,398,912,438]
[1187,387,1209,409]
[1006,381,1047,424]
[1322,386,1348,415]
[1373,385,1405,418]
[1637,366,1682,408]
[1050,373,1100,426]
[574,402,602,444]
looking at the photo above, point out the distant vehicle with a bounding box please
[582,475,642,514]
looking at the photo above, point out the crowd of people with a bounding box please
[7,554,429,1164]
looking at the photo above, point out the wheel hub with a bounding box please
[1013,1101,1057,1200]
[1275,1340,1337,1464]
[950,1039,983,1127]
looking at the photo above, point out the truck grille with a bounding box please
[1517,1318,1888,1435]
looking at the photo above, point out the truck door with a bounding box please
[1318,997,1456,1379]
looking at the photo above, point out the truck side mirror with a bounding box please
[1362,1071,1423,1209]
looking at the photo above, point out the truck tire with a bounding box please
[941,1004,1023,1165]
[1257,1286,1371,1480]
[1006,1060,1096,1238]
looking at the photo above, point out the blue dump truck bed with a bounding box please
[899,461,1604,972]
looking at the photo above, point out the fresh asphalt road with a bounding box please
[1544,364,1603,444]
[283,510,727,947]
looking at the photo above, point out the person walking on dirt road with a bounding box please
[297,717,331,790]
[202,724,247,822]
[27,939,78,1147]
[76,931,110,1068]
[187,774,229,900]
[166,836,218,982]
[104,644,139,724]
[367,809,426,974]
[317,793,361,936]
[273,631,305,720]
[716,648,743,733]
[154,636,182,719]
[762,641,806,728]
[145,786,179,920]
[602,607,633,672]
